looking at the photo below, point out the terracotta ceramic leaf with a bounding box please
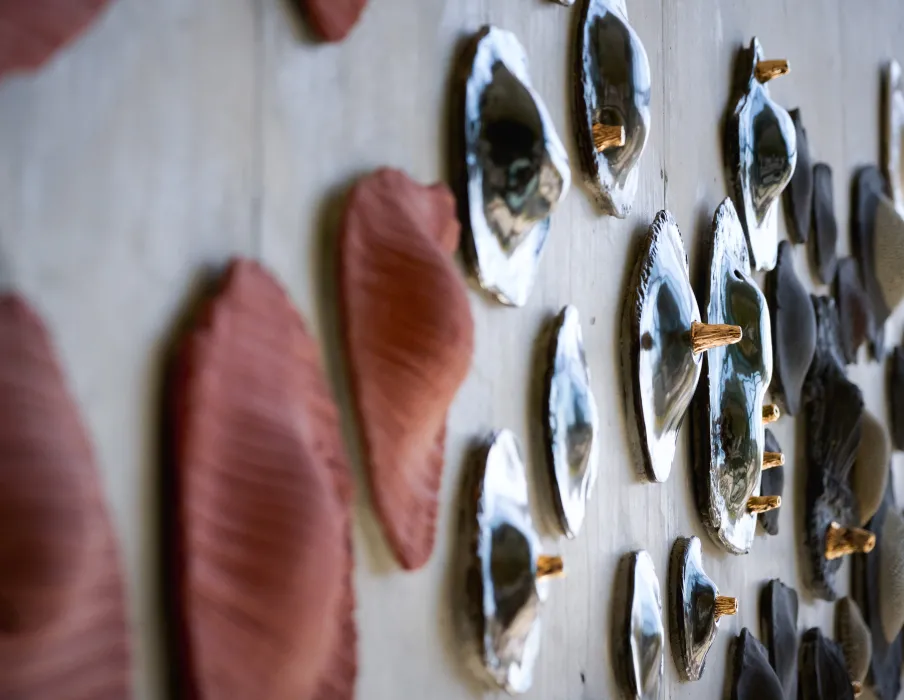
[173,259,356,700]
[0,294,131,698]
[299,0,367,42]
[340,168,475,570]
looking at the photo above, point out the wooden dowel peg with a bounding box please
[747,495,781,514]
[536,555,566,581]
[824,522,877,560]
[853,681,863,697]
[593,123,625,152]
[762,452,785,470]
[690,322,743,355]
[762,404,781,423]
[714,595,739,621]
[755,59,790,83]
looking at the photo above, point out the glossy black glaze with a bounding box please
[730,628,783,700]
[614,551,663,700]
[460,26,570,307]
[766,240,816,416]
[759,430,784,536]
[836,597,872,687]
[725,37,797,271]
[624,210,701,483]
[692,199,772,554]
[851,166,890,354]
[799,628,855,700]
[891,345,904,450]
[783,109,813,244]
[759,579,798,697]
[802,296,864,601]
[575,0,651,218]
[833,257,875,364]
[813,163,839,284]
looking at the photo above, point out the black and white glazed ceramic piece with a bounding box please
[852,410,890,527]
[802,296,864,601]
[884,60,904,214]
[813,163,839,285]
[851,166,889,354]
[799,628,856,700]
[730,628,783,700]
[759,430,784,536]
[766,240,816,416]
[692,199,772,554]
[725,37,797,272]
[891,345,904,451]
[833,257,875,365]
[624,210,701,483]
[544,305,599,538]
[575,0,651,218]
[836,597,872,690]
[759,579,798,698]
[783,108,813,244]
[460,26,570,307]
[614,550,664,700]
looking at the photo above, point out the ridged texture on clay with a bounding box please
[836,597,872,684]
[879,507,904,644]
[731,628,783,700]
[760,579,798,698]
[300,0,367,42]
[799,628,855,700]
[852,410,890,527]
[173,260,356,700]
[340,168,475,570]
[0,295,132,699]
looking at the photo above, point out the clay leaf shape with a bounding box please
[852,410,890,527]
[731,628,784,700]
[834,257,875,364]
[173,260,356,700]
[340,168,474,570]
[575,0,651,218]
[0,295,132,697]
[799,628,856,700]
[891,345,904,451]
[878,507,904,644]
[836,597,872,687]
[759,431,783,536]
[812,163,839,284]
[783,109,813,244]
[726,37,797,271]
[615,551,664,700]
[759,579,798,698]
[299,0,367,42]
[625,210,701,483]
[461,26,570,307]
[544,305,599,538]
[872,195,904,320]
[693,199,772,555]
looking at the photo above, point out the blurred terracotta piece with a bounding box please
[301,0,367,42]
[173,259,356,700]
[0,294,131,698]
[0,0,111,79]
[340,168,474,570]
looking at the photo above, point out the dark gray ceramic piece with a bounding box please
[836,597,872,686]
[544,305,599,538]
[759,579,798,698]
[614,550,664,700]
[833,257,875,364]
[692,199,773,554]
[624,211,701,483]
[783,108,813,244]
[813,163,839,285]
[461,26,570,307]
[852,410,890,527]
[891,345,904,450]
[851,166,890,346]
[799,628,855,700]
[575,0,651,218]
[766,240,816,416]
[878,507,904,644]
[759,430,784,536]
[730,628,783,700]
[872,195,904,320]
[725,38,797,271]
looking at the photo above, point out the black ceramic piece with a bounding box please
[730,628,783,700]
[851,166,890,352]
[614,551,664,700]
[760,579,799,698]
[891,346,904,450]
[802,296,864,601]
[799,628,855,700]
[759,430,784,536]
[766,240,816,416]
[783,108,813,244]
[813,163,839,285]
[575,0,651,218]
[833,257,875,364]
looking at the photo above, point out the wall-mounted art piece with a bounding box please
[623,211,743,482]
[851,166,888,358]
[760,579,799,698]
[836,597,872,696]
[0,294,132,697]
[668,536,738,682]
[852,411,890,527]
[759,430,784,536]
[172,260,356,700]
[339,168,474,570]
[834,257,875,364]
[766,240,816,416]
[614,551,664,700]
[575,0,651,218]
[783,109,813,244]
[730,629,783,700]
[692,199,778,555]
[458,26,570,307]
[468,430,564,694]
[800,628,857,700]
[892,345,904,450]
[872,196,904,320]
[725,38,797,272]
[544,305,599,538]
[883,60,904,214]
[300,0,367,42]
[813,163,840,284]
[802,296,871,601]
[878,507,904,644]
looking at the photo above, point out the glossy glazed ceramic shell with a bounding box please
[615,551,664,700]
[575,0,651,218]
[462,26,570,307]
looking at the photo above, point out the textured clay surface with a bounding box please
[760,579,798,698]
[0,294,132,699]
[731,628,783,700]
[783,108,813,244]
[813,163,839,284]
[759,430,784,536]
[300,0,367,42]
[340,168,475,570]
[173,259,356,700]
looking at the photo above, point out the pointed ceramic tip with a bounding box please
[756,59,790,83]
[690,322,743,354]
[762,404,781,424]
[593,123,625,152]
[762,452,785,470]
[714,596,739,620]
[748,495,782,514]
[853,681,863,697]
[536,555,566,581]
[825,522,877,560]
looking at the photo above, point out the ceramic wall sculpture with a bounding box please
[802,296,872,601]
[783,109,813,244]
[575,0,651,218]
[300,0,367,42]
[759,430,784,536]
[800,628,857,700]
[812,163,839,284]
[171,259,356,700]
[766,240,816,416]
[668,536,738,682]
[730,629,784,700]
[458,26,570,307]
[884,60,904,214]
[544,305,599,538]
[624,210,742,483]
[878,507,904,644]
[836,597,872,694]
[467,430,564,694]
[692,199,779,555]
[725,38,797,271]
[891,345,904,450]
[851,166,888,357]
[339,168,474,570]
[0,295,132,697]
[760,579,799,698]
[872,196,904,320]
[614,551,664,700]
[834,258,875,364]
[852,411,890,526]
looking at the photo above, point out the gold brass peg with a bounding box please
[714,595,739,621]
[755,59,791,83]
[690,322,743,355]
[763,452,785,470]
[593,123,626,152]
[747,495,781,514]
[536,555,566,581]
[824,522,877,560]
[762,404,781,424]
